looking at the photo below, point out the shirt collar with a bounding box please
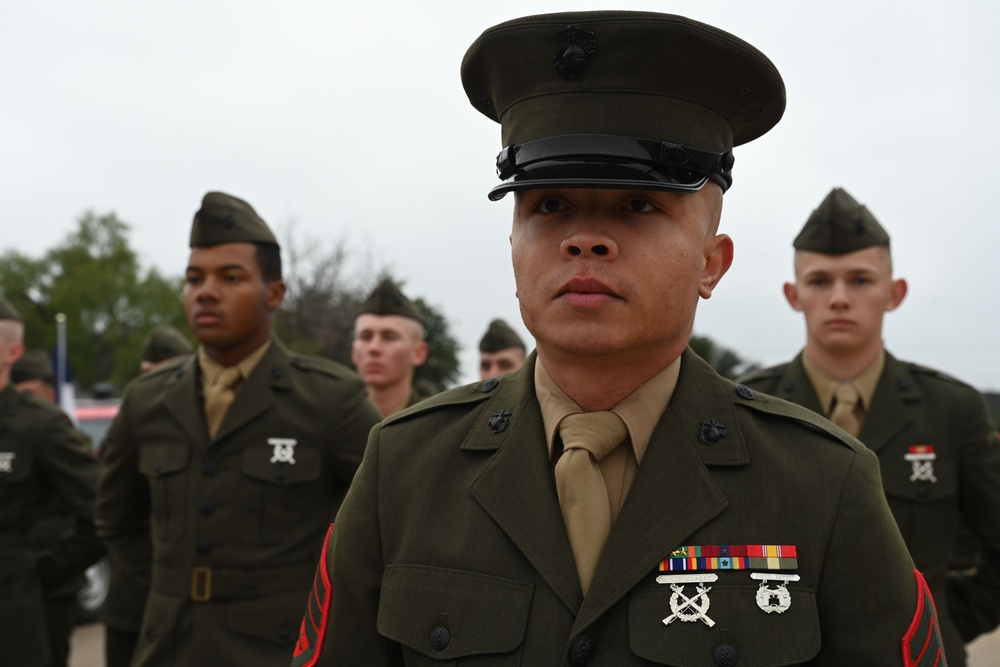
[802,349,885,414]
[198,338,272,394]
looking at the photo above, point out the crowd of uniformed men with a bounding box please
[1,8,999,667]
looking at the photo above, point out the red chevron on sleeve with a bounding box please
[902,569,945,667]
[291,523,335,667]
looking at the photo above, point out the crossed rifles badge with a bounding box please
[905,445,937,483]
[658,544,800,625]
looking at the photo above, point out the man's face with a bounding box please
[479,347,526,380]
[351,314,428,390]
[510,187,732,366]
[784,246,906,355]
[15,379,55,402]
[183,243,285,364]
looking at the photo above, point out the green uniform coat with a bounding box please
[0,384,104,667]
[741,351,1000,666]
[96,339,380,667]
[296,350,940,666]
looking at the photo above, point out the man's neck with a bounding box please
[803,341,884,382]
[537,346,682,412]
[368,379,413,418]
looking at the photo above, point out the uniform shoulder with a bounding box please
[288,353,362,383]
[734,381,864,453]
[901,359,977,391]
[383,377,502,426]
[735,363,789,388]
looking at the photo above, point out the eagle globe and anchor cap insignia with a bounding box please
[551,25,598,79]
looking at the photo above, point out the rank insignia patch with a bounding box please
[291,524,334,667]
[902,569,945,667]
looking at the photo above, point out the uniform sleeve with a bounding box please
[811,445,945,666]
[292,424,403,667]
[947,392,1000,642]
[33,408,105,589]
[325,376,381,487]
[95,393,154,581]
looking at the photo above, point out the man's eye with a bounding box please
[186,275,202,285]
[625,198,656,213]
[537,198,566,213]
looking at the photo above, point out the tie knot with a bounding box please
[215,367,242,390]
[835,382,859,409]
[558,411,628,462]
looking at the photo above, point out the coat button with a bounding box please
[278,628,293,643]
[202,461,218,477]
[196,538,213,555]
[480,377,500,392]
[198,500,215,516]
[714,643,738,666]
[735,384,756,400]
[568,634,595,666]
[274,467,288,481]
[429,626,450,651]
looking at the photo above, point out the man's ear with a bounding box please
[887,278,908,312]
[265,280,287,312]
[413,341,429,366]
[783,282,802,311]
[698,234,734,299]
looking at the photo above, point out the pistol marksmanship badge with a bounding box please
[0,452,14,473]
[268,438,297,465]
[656,573,718,627]
[905,445,937,483]
[751,573,800,613]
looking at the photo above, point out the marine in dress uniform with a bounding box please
[0,297,104,667]
[478,318,527,381]
[739,187,1000,666]
[351,279,430,417]
[102,324,194,667]
[95,193,381,667]
[293,12,945,666]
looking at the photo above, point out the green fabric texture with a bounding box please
[461,10,785,152]
[141,325,193,363]
[12,349,54,384]
[0,294,23,321]
[189,191,278,248]
[356,279,423,324]
[793,187,890,254]
[479,318,525,353]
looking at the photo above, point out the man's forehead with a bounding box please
[187,242,257,270]
[795,246,891,274]
[354,314,421,334]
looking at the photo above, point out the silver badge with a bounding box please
[656,573,718,627]
[0,452,15,473]
[268,438,297,465]
[751,573,800,614]
[905,449,937,483]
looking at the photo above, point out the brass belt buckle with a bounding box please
[191,566,212,602]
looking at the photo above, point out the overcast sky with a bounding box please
[3,0,999,390]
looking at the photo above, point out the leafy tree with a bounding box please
[689,334,759,379]
[0,211,187,395]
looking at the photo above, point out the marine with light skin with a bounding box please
[352,314,428,418]
[479,348,526,381]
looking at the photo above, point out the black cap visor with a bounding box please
[489,134,733,201]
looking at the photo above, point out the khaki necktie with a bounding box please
[205,367,242,439]
[555,411,628,595]
[830,382,861,437]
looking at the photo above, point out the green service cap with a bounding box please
[0,294,22,321]
[479,318,525,353]
[793,187,890,254]
[141,324,194,363]
[462,11,786,200]
[11,350,54,384]
[357,279,424,324]
[189,191,278,248]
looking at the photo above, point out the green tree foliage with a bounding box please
[0,212,187,395]
[689,334,759,379]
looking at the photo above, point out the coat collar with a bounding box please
[466,349,743,624]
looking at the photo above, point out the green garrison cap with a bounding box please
[141,324,194,363]
[479,318,525,353]
[462,11,786,200]
[357,279,424,325]
[11,350,54,384]
[189,191,278,248]
[794,187,890,254]
[0,294,22,321]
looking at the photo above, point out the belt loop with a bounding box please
[191,566,212,602]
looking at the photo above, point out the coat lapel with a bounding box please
[771,354,824,414]
[162,356,210,447]
[214,342,287,442]
[858,352,918,453]
[573,349,735,633]
[467,356,584,614]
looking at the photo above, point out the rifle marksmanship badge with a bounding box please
[0,451,14,473]
[268,437,298,465]
[905,445,937,483]
[659,545,801,622]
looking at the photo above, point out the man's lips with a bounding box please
[558,277,621,307]
[193,310,222,324]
